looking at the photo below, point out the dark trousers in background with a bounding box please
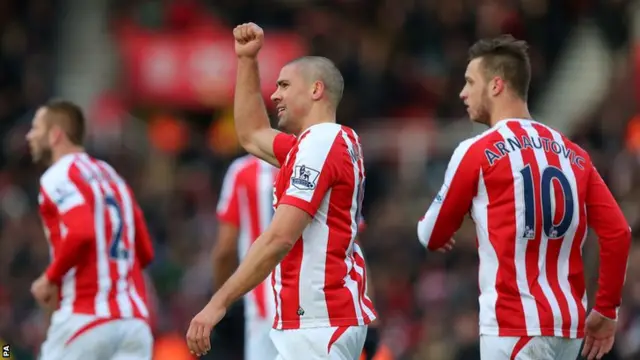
[201,300,245,360]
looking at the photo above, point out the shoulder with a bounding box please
[541,123,591,159]
[453,127,501,161]
[221,155,258,189]
[40,154,79,194]
[95,159,126,183]
[298,123,362,158]
[40,155,90,209]
[230,155,258,173]
[299,123,345,145]
[228,155,258,176]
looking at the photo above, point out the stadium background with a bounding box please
[0,0,638,359]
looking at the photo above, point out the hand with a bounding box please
[582,310,617,360]
[30,274,58,309]
[233,22,264,58]
[437,238,456,253]
[186,301,227,356]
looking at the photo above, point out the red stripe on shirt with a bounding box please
[507,122,555,335]
[484,131,528,335]
[532,124,572,337]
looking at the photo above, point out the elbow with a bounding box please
[614,226,632,250]
[601,226,632,256]
[267,234,296,255]
[237,132,252,150]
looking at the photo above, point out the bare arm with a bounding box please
[234,31,282,167]
[211,222,239,291]
[210,205,311,308]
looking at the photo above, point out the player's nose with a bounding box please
[270,90,281,103]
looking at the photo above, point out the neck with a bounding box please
[51,144,84,164]
[488,98,531,127]
[295,104,336,135]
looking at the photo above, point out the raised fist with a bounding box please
[233,22,264,58]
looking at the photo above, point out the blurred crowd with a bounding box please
[0,0,638,359]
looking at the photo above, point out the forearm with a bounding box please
[135,211,154,268]
[594,229,631,319]
[234,57,271,146]
[45,231,90,283]
[417,211,455,251]
[212,234,291,308]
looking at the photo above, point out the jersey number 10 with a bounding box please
[520,165,574,240]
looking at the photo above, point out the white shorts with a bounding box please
[480,335,582,360]
[40,312,153,360]
[270,326,367,360]
[246,317,278,360]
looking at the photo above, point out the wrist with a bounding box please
[237,55,258,61]
[210,291,231,310]
[45,267,60,285]
[592,306,618,321]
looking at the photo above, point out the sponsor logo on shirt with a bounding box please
[53,183,78,206]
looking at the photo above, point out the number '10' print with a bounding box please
[520,165,574,240]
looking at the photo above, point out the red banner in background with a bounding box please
[116,26,307,109]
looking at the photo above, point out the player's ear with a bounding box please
[48,124,63,145]
[490,76,505,97]
[311,81,324,101]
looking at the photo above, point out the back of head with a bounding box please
[468,35,531,101]
[43,99,86,146]
[288,56,344,108]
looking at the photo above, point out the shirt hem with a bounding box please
[479,326,584,339]
[273,315,376,330]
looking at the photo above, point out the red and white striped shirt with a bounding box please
[418,119,631,338]
[271,123,377,329]
[216,155,278,322]
[39,153,153,320]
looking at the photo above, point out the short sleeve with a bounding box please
[278,127,342,217]
[216,162,243,227]
[273,133,297,167]
[41,171,87,215]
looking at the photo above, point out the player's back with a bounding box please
[38,153,150,320]
[465,119,591,338]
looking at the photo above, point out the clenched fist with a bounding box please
[233,22,264,58]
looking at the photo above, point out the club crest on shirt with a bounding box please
[291,165,319,190]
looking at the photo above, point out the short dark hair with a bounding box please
[43,99,86,145]
[287,56,344,107]
[468,35,531,100]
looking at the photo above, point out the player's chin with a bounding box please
[277,117,289,131]
[29,151,40,163]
